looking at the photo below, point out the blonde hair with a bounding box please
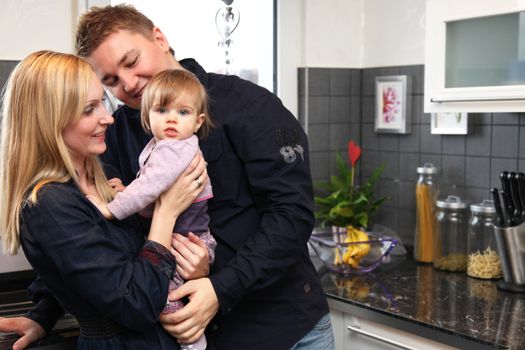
[141,69,214,139]
[0,50,114,255]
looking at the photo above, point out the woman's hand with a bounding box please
[171,232,209,279]
[0,316,45,350]
[157,152,208,219]
[149,153,208,248]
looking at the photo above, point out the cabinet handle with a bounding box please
[430,96,525,103]
[347,324,419,350]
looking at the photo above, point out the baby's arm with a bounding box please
[108,141,196,220]
[86,195,114,219]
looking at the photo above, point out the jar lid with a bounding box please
[436,195,469,209]
[470,199,496,214]
[417,163,439,174]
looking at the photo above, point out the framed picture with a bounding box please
[375,75,411,134]
[430,112,469,135]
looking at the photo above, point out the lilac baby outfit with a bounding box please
[107,135,215,350]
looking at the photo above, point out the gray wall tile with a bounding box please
[307,68,330,96]
[0,60,18,90]
[362,124,379,150]
[442,155,465,186]
[379,134,399,152]
[492,126,519,158]
[329,69,351,96]
[310,151,331,181]
[492,113,520,125]
[399,153,419,181]
[307,124,330,152]
[379,151,400,180]
[351,69,362,96]
[307,96,330,124]
[420,124,442,153]
[330,123,351,151]
[399,181,415,210]
[520,126,525,158]
[471,113,492,125]
[490,158,518,189]
[330,96,351,123]
[466,157,490,188]
[466,124,491,156]
[442,135,466,155]
[361,96,375,123]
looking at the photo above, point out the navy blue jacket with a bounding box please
[29,59,328,350]
[22,182,180,349]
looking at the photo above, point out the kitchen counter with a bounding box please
[319,256,525,349]
[0,272,78,350]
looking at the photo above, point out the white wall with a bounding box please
[0,0,78,59]
[278,0,426,114]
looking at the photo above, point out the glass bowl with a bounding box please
[309,228,398,275]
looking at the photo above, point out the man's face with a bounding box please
[87,29,178,109]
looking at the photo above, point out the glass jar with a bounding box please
[466,200,502,279]
[434,195,470,271]
[414,163,440,263]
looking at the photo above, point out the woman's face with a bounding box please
[62,74,114,168]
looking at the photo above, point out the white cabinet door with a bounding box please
[425,0,525,113]
[329,307,459,350]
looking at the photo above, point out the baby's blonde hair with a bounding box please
[140,69,214,139]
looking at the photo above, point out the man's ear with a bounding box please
[152,27,170,53]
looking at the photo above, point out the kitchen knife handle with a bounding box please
[501,171,515,217]
[509,172,523,218]
[500,190,515,226]
[491,187,506,227]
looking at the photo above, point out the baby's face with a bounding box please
[149,92,204,141]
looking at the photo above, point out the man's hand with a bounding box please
[171,233,209,280]
[0,316,45,350]
[159,278,219,343]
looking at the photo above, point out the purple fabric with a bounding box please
[108,135,212,219]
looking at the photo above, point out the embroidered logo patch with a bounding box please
[276,128,305,163]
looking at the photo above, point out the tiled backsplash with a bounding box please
[0,60,18,91]
[299,65,525,246]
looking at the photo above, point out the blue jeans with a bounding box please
[289,313,335,350]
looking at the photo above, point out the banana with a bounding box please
[342,227,370,268]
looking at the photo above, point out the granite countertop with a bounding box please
[318,256,525,350]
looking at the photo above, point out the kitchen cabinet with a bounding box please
[329,300,457,350]
[425,0,525,113]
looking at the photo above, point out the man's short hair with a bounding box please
[75,4,155,57]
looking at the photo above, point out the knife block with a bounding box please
[494,221,525,292]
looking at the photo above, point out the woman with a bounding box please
[0,50,207,349]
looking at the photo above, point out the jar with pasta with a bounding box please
[414,163,440,263]
[434,196,470,272]
[467,200,502,279]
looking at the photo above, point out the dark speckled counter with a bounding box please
[318,256,525,349]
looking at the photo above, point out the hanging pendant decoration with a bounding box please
[215,0,240,74]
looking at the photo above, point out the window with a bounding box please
[112,0,275,92]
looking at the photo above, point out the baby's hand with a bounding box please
[86,195,114,219]
[108,178,126,192]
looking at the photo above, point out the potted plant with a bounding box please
[314,140,386,229]
[313,141,387,267]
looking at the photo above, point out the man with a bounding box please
[0,5,333,350]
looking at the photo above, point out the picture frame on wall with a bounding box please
[430,112,469,135]
[374,75,411,134]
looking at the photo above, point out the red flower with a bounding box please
[348,141,361,168]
